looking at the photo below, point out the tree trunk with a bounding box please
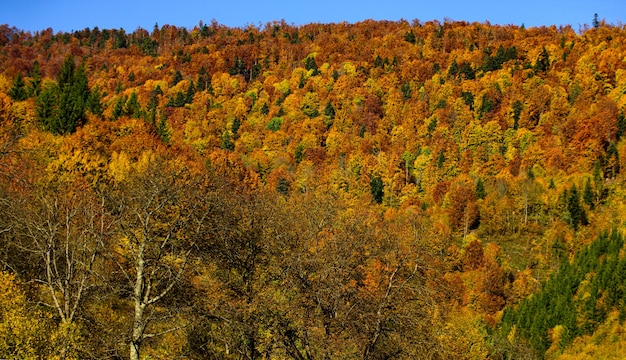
[130,240,146,360]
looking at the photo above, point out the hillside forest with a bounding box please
[1,18,626,359]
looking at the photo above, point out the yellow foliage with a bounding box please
[439,308,490,360]
[546,324,567,358]
[0,74,10,92]
[109,151,133,182]
[559,311,626,360]
[342,61,356,77]
[0,272,49,359]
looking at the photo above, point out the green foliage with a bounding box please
[277,177,290,195]
[221,131,234,151]
[459,62,475,80]
[301,92,320,117]
[374,54,384,68]
[583,178,594,209]
[86,85,104,117]
[36,82,59,129]
[567,185,587,230]
[28,61,42,97]
[481,45,518,72]
[260,102,269,115]
[478,93,495,119]
[370,174,384,204]
[231,117,241,136]
[593,13,600,29]
[266,117,284,132]
[167,91,186,107]
[476,178,486,200]
[437,149,445,168]
[112,95,127,120]
[38,56,90,134]
[404,30,417,44]
[140,37,159,56]
[534,47,551,72]
[125,91,142,118]
[196,66,212,94]
[295,142,305,164]
[172,70,183,86]
[617,111,626,141]
[185,81,195,104]
[605,142,620,178]
[401,82,412,100]
[156,112,170,143]
[512,100,523,130]
[304,55,319,75]
[498,230,626,357]
[323,101,335,128]
[461,91,474,110]
[448,59,459,77]
[427,116,438,135]
[8,72,27,101]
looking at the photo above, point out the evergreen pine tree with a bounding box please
[567,185,587,230]
[112,95,127,120]
[125,91,142,118]
[156,112,170,143]
[86,85,104,117]
[36,57,88,134]
[476,178,486,200]
[606,142,620,178]
[304,56,319,75]
[583,178,594,209]
[185,82,195,104]
[437,149,445,168]
[260,102,269,115]
[8,72,28,101]
[401,82,412,100]
[29,61,42,97]
[534,47,551,72]
[172,70,183,86]
[512,100,523,130]
[404,30,416,44]
[374,55,384,68]
[593,13,600,29]
[36,83,59,130]
[370,175,384,204]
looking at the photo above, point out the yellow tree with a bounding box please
[0,271,49,359]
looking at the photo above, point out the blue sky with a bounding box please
[1,0,624,33]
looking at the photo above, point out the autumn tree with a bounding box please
[8,177,109,358]
[195,182,277,359]
[0,271,50,359]
[107,154,212,360]
[448,178,480,237]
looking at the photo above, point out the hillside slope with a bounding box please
[1,19,626,358]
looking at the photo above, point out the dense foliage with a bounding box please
[1,17,626,358]
[497,230,626,358]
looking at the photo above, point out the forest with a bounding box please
[0,17,626,359]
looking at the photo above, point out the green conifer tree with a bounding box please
[8,72,27,101]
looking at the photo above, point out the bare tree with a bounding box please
[11,179,109,357]
[107,158,211,360]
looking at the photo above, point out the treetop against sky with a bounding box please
[1,0,624,33]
